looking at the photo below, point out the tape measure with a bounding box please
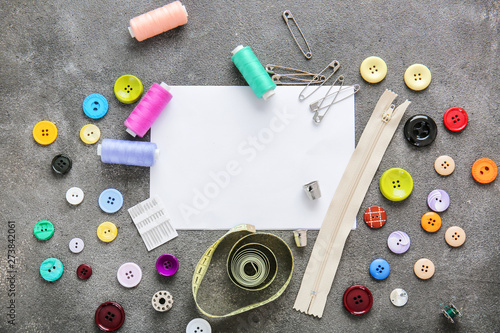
[192,224,294,318]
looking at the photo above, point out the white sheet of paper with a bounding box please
[150,86,355,230]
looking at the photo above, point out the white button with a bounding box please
[390,288,408,307]
[117,262,142,288]
[69,237,84,253]
[152,290,173,312]
[186,318,211,333]
[66,187,84,205]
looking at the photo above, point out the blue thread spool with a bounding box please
[231,45,276,100]
[97,139,159,167]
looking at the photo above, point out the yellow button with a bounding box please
[434,155,455,176]
[33,121,58,145]
[80,124,101,144]
[421,212,442,233]
[445,226,466,247]
[404,64,431,91]
[379,168,414,201]
[360,56,387,83]
[114,75,143,104]
[97,222,118,242]
[414,258,435,280]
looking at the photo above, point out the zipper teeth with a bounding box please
[308,113,388,309]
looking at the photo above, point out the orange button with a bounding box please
[471,158,497,184]
[414,258,435,280]
[445,226,466,247]
[420,212,442,233]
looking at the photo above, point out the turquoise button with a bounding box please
[40,258,64,282]
[34,220,54,241]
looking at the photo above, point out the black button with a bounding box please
[51,154,72,174]
[404,114,437,147]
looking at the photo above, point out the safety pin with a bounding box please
[282,10,312,59]
[298,60,341,101]
[312,75,345,123]
[309,84,360,112]
[272,74,326,85]
[266,64,315,76]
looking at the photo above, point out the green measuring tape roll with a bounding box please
[192,224,294,318]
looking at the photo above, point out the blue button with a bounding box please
[369,258,390,280]
[83,93,108,119]
[98,188,123,213]
[40,258,64,282]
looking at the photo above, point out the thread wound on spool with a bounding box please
[100,139,158,167]
[129,1,188,42]
[231,46,276,100]
[125,82,173,137]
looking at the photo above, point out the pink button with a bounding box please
[117,262,142,288]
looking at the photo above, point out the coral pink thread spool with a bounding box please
[124,82,173,137]
[129,1,188,42]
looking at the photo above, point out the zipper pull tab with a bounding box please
[382,104,396,123]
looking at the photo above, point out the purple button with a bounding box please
[156,254,179,277]
[427,189,450,212]
[387,231,410,254]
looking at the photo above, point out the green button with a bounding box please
[40,258,64,282]
[114,74,143,104]
[34,220,54,241]
[379,168,413,201]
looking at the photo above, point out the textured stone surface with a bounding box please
[0,0,499,332]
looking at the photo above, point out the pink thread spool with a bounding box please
[124,82,173,137]
[129,1,188,42]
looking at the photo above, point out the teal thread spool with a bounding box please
[441,303,462,323]
[231,45,276,100]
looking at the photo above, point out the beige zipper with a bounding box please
[294,90,411,317]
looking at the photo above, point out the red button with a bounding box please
[364,206,387,229]
[95,301,125,332]
[343,285,373,315]
[443,107,468,132]
[77,264,92,280]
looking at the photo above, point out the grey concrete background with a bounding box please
[0,0,499,332]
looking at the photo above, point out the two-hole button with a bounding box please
[471,158,497,184]
[387,231,410,254]
[427,189,450,212]
[34,220,55,241]
[40,258,64,282]
[83,94,109,119]
[363,206,387,229]
[97,222,118,242]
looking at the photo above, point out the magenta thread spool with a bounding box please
[97,139,159,167]
[156,254,179,276]
[125,82,173,138]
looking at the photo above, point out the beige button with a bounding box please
[434,155,455,176]
[445,226,466,247]
[360,56,387,83]
[404,64,431,91]
[414,258,435,280]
